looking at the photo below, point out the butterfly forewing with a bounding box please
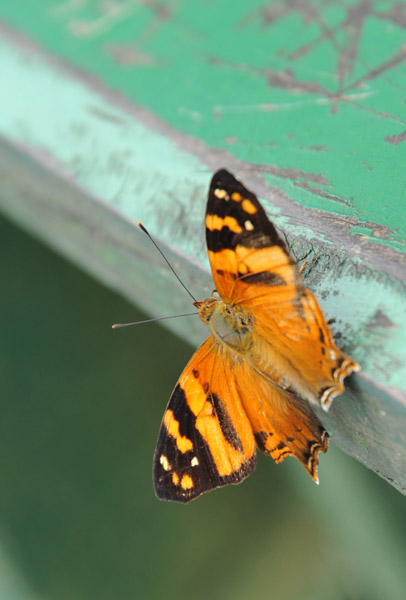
[206,169,301,306]
[154,337,256,503]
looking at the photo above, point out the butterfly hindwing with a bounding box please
[153,337,256,503]
[252,288,359,410]
[232,360,329,481]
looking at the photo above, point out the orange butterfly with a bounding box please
[154,169,360,503]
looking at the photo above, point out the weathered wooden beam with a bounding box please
[0,1,405,493]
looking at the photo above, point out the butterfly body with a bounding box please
[153,169,360,503]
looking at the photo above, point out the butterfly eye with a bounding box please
[238,314,254,333]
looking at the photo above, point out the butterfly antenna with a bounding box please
[138,222,197,303]
[112,312,197,329]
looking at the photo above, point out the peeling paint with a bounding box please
[385,131,406,145]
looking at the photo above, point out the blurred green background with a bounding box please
[0,213,404,600]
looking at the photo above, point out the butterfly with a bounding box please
[154,169,360,503]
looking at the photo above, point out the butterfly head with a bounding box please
[195,297,254,355]
[193,296,218,324]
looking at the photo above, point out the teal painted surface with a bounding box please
[1,0,405,251]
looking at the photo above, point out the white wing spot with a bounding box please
[244,220,254,231]
[329,350,337,360]
[160,455,171,471]
[191,456,199,467]
[214,188,229,200]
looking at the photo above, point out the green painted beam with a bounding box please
[0,1,405,493]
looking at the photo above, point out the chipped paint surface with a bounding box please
[0,0,405,253]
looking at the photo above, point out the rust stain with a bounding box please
[385,131,406,145]
[294,182,353,207]
[106,45,156,67]
[233,0,406,122]
[342,46,406,93]
[105,0,177,66]
[253,163,330,186]
[368,310,397,329]
[306,145,328,152]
